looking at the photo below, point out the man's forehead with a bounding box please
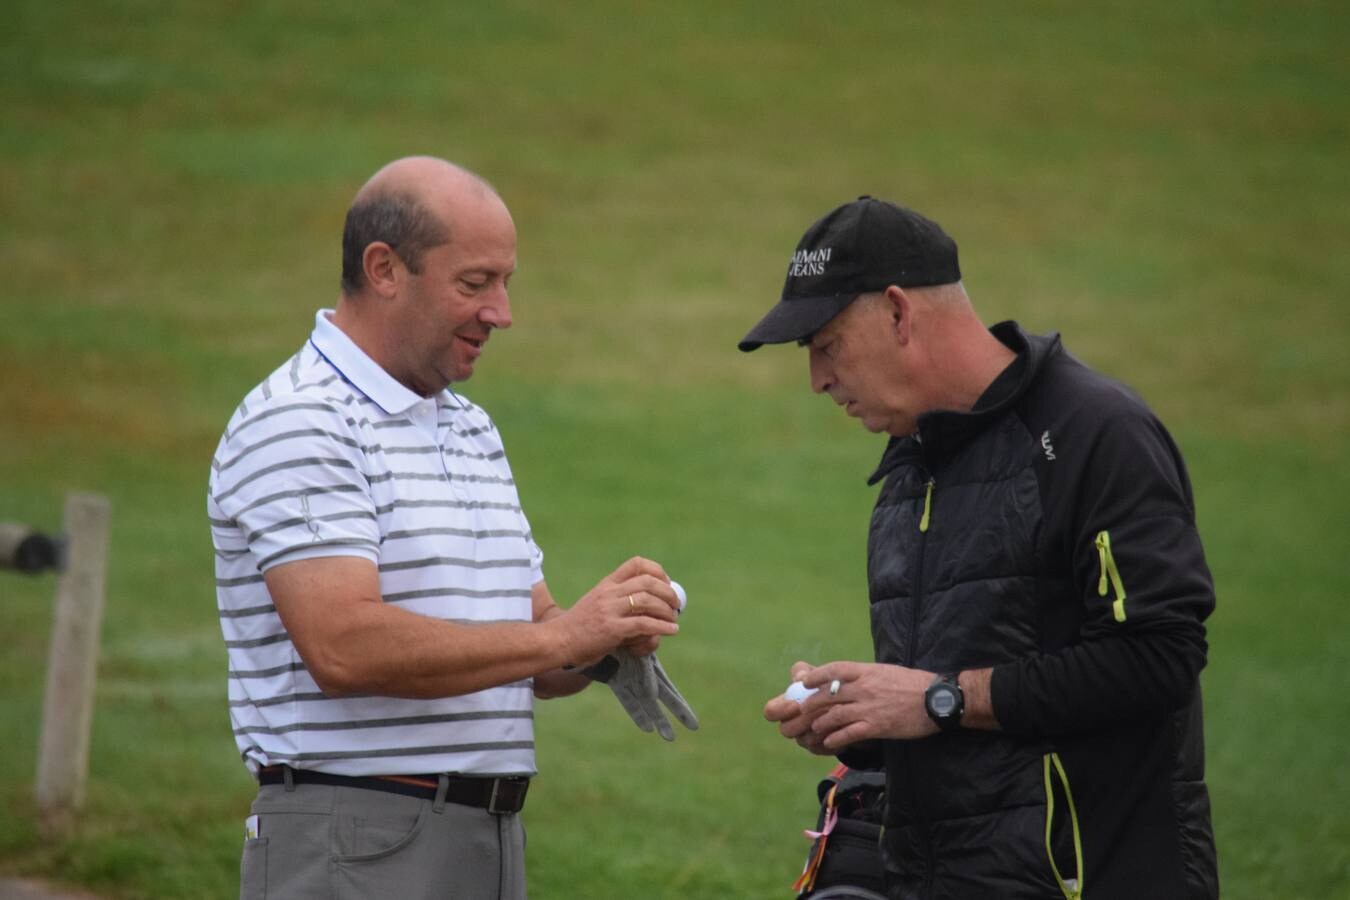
[441,237,516,274]
[457,260,517,277]
[444,247,516,273]
[440,209,516,268]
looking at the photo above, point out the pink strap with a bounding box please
[803,802,839,841]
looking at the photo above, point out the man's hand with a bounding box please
[592,648,699,741]
[763,660,835,755]
[764,660,941,753]
[552,557,682,666]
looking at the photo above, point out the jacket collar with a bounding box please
[867,321,1061,485]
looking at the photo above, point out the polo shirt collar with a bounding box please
[309,309,426,417]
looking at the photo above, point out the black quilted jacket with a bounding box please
[856,322,1218,900]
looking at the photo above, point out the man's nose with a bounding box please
[481,286,512,330]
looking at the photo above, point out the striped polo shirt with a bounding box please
[208,309,543,778]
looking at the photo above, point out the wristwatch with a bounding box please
[924,672,964,731]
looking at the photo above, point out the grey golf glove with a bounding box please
[585,649,699,741]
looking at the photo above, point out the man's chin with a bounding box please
[441,360,476,385]
[854,413,886,433]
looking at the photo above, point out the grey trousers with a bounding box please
[240,778,526,899]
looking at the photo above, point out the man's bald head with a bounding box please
[340,157,501,296]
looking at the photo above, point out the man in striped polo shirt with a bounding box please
[209,157,692,899]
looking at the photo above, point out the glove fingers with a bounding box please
[638,654,659,695]
[606,650,693,740]
[651,657,699,731]
[609,651,659,732]
[638,656,676,741]
[652,713,675,741]
[619,690,656,731]
[611,678,656,732]
[657,680,700,730]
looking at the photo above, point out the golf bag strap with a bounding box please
[793,764,848,894]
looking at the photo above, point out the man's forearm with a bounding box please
[316,607,577,699]
[532,666,592,698]
[271,558,679,701]
[527,584,594,697]
[989,628,1207,737]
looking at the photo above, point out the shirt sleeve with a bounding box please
[991,409,1215,737]
[209,395,380,573]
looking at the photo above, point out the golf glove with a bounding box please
[585,649,699,741]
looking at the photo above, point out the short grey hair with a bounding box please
[340,192,450,295]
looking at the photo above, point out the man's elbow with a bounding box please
[314,675,360,698]
[1140,629,1210,713]
[301,645,370,697]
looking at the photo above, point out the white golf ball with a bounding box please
[670,580,687,613]
[784,681,818,704]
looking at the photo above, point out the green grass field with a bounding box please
[2,1,1348,896]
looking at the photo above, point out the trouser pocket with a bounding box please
[332,801,519,900]
[240,836,267,900]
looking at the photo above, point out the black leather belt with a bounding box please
[258,766,529,814]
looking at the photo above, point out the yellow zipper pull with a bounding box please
[919,479,934,533]
[1095,533,1109,596]
[1095,530,1127,622]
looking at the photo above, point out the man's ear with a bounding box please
[884,285,911,345]
[362,242,403,298]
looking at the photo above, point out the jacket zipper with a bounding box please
[1043,752,1085,900]
[1095,529,1127,623]
[909,477,935,894]
[919,479,935,533]
[907,478,935,662]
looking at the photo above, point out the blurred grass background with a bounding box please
[2,0,1347,896]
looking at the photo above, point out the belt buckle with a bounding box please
[487,777,526,814]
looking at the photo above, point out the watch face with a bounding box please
[929,686,959,717]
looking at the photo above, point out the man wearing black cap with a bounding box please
[751,198,1218,899]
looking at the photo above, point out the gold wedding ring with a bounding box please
[627,594,636,612]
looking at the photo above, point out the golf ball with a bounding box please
[671,580,687,613]
[784,681,818,704]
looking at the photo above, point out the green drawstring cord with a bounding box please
[919,480,934,533]
[1095,530,1127,622]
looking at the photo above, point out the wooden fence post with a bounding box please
[35,492,112,838]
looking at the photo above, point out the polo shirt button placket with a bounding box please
[438,420,472,503]
[444,448,472,502]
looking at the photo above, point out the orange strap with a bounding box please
[792,780,841,894]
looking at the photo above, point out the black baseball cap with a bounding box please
[738,196,961,351]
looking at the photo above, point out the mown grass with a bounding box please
[2,1,1347,896]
